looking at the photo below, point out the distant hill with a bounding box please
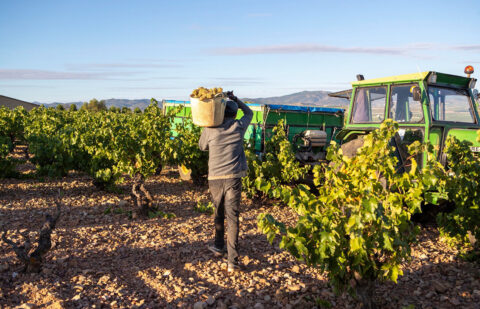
[243,90,349,108]
[35,90,350,110]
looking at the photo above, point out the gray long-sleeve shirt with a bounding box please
[199,100,253,180]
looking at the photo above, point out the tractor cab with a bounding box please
[331,67,480,169]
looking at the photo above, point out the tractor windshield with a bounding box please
[428,86,476,123]
[389,84,424,123]
[351,86,387,123]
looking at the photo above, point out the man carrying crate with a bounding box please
[199,91,253,272]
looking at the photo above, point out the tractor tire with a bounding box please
[337,137,387,189]
[340,137,365,158]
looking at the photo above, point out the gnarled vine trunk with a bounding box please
[155,164,162,175]
[23,144,30,160]
[355,279,377,309]
[2,202,61,273]
[131,173,154,217]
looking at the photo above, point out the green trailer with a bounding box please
[162,100,344,163]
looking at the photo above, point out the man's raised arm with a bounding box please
[227,92,253,130]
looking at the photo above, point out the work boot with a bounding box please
[208,245,226,257]
[227,261,242,273]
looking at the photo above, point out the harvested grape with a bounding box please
[190,87,223,101]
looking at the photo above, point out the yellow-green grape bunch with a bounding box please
[191,87,223,100]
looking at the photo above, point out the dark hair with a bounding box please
[224,100,238,118]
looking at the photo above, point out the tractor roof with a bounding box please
[351,71,475,88]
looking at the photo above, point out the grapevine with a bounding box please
[20,100,176,217]
[257,120,443,307]
[170,118,209,184]
[243,119,309,198]
[437,135,480,256]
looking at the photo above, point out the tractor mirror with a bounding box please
[412,86,421,101]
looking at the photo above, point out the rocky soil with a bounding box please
[0,162,479,308]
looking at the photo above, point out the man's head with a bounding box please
[224,100,238,119]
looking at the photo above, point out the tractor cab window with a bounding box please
[389,84,424,123]
[351,86,387,123]
[428,86,476,123]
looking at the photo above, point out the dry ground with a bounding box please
[0,163,479,309]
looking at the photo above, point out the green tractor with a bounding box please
[330,66,480,203]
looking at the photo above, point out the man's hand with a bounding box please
[226,91,239,102]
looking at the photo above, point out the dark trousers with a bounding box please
[208,177,242,263]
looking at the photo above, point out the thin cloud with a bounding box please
[127,58,181,63]
[0,84,54,88]
[220,81,265,86]
[210,42,480,56]
[108,86,185,90]
[451,45,480,51]
[149,76,187,80]
[460,60,480,64]
[213,77,263,81]
[0,69,136,80]
[210,44,418,56]
[406,42,437,49]
[66,62,181,70]
[269,84,350,91]
[211,77,265,86]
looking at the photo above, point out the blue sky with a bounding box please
[1,0,480,103]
